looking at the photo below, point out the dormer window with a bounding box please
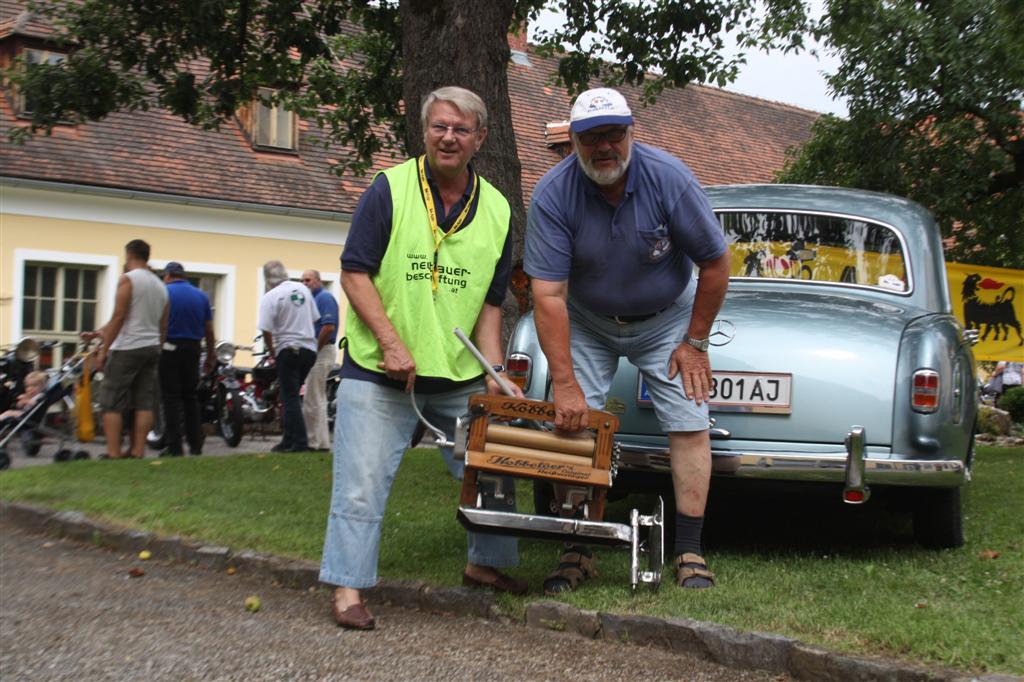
[238,87,297,152]
[15,47,65,117]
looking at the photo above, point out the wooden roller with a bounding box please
[482,442,593,467]
[486,424,595,457]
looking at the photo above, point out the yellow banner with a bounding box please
[946,263,1024,362]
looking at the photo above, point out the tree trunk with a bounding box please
[400,0,527,341]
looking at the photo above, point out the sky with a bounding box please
[720,31,847,116]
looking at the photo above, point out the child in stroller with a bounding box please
[0,370,48,421]
[0,355,91,469]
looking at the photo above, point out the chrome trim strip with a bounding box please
[617,447,966,487]
[457,507,633,546]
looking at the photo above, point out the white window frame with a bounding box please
[150,259,236,344]
[16,48,66,117]
[10,249,119,353]
[252,87,297,151]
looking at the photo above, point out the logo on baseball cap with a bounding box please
[569,88,633,133]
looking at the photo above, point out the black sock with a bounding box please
[674,512,704,557]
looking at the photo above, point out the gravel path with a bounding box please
[0,519,788,681]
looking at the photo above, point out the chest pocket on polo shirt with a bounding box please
[637,224,673,262]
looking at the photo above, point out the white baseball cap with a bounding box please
[569,88,633,133]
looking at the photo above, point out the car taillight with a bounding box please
[506,353,531,391]
[911,370,939,413]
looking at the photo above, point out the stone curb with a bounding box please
[0,501,1005,682]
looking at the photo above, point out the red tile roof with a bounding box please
[1,3,817,215]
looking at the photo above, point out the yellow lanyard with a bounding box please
[417,155,479,294]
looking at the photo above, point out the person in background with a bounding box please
[83,239,169,459]
[159,261,215,456]
[300,269,339,451]
[257,261,319,453]
[0,370,48,421]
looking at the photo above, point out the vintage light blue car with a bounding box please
[506,184,978,549]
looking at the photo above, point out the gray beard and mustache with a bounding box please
[577,144,632,186]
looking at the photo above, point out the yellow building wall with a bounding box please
[2,213,348,366]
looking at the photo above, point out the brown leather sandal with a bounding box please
[543,546,598,595]
[675,552,715,588]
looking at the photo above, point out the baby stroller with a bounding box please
[0,350,92,469]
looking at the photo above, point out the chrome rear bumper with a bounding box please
[618,444,966,487]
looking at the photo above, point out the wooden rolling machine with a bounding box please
[452,393,664,590]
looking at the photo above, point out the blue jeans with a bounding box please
[319,378,519,589]
[568,283,710,433]
[276,347,316,449]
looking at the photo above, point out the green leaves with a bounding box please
[781,0,1024,269]
[528,0,810,102]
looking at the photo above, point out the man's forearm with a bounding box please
[471,304,505,367]
[317,324,336,350]
[533,291,576,386]
[341,271,404,352]
[687,252,731,339]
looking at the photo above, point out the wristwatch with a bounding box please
[491,364,506,374]
[682,334,710,352]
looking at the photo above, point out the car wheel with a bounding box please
[913,487,964,549]
[217,388,244,447]
[533,480,559,516]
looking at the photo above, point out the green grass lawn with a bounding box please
[2,446,1021,675]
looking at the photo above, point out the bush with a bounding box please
[997,386,1024,423]
[977,405,1012,436]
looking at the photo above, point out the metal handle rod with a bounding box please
[407,327,517,448]
[452,327,517,397]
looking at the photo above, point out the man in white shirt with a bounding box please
[257,261,319,453]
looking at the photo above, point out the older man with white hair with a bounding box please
[526,88,731,593]
[257,260,319,453]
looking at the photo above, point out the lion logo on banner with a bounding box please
[961,273,1023,346]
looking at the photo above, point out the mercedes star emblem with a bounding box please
[709,319,736,346]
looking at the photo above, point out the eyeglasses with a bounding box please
[577,127,629,146]
[428,123,478,139]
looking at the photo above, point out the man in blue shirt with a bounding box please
[159,262,215,456]
[300,269,339,450]
[525,88,731,593]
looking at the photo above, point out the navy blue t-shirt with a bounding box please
[340,162,513,393]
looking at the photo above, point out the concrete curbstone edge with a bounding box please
[0,501,988,682]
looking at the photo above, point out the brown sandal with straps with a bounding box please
[543,546,598,595]
[676,552,716,588]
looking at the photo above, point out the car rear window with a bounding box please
[718,210,909,293]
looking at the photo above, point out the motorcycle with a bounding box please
[237,342,281,431]
[146,342,246,449]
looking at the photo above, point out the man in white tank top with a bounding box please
[84,239,169,459]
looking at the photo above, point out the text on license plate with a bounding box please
[639,371,792,414]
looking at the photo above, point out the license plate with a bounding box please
[638,371,792,414]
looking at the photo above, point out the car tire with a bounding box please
[217,387,244,448]
[913,487,964,549]
[533,480,559,516]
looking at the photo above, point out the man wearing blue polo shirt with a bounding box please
[525,88,731,593]
[159,262,216,456]
[300,269,339,450]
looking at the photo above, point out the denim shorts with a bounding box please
[99,346,161,412]
[568,284,710,433]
